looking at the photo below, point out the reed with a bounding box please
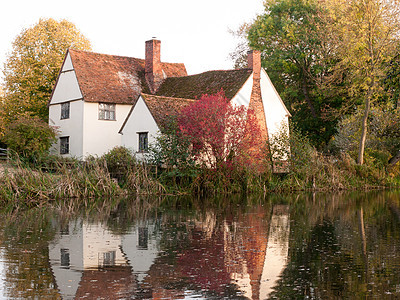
[0,156,125,211]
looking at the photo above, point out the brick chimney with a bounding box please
[145,39,164,93]
[247,50,261,79]
[247,49,269,142]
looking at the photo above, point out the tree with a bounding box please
[3,115,57,161]
[331,0,400,164]
[150,115,197,175]
[178,91,265,171]
[244,0,345,148]
[1,18,91,124]
[0,87,5,139]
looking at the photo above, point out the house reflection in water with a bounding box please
[177,205,290,299]
[48,219,160,299]
[260,205,290,299]
[48,206,290,299]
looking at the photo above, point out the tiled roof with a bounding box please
[69,49,187,104]
[142,94,195,129]
[155,69,252,100]
[119,94,194,134]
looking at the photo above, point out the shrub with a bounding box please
[178,90,265,171]
[2,115,57,162]
[102,146,137,183]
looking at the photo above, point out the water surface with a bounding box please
[0,191,399,299]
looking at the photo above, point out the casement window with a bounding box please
[138,227,149,250]
[138,132,148,152]
[102,251,116,266]
[60,249,70,268]
[60,137,69,154]
[99,103,116,120]
[61,102,70,119]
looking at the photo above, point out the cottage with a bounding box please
[48,39,290,164]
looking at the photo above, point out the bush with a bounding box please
[102,146,137,184]
[2,115,57,162]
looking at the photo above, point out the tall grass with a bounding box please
[0,157,124,211]
[0,147,171,212]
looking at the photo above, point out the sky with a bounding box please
[0,0,265,77]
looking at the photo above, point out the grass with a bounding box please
[0,143,399,214]
[0,157,123,212]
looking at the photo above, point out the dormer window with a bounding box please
[61,102,70,119]
[99,103,116,120]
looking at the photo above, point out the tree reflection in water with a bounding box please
[0,191,399,299]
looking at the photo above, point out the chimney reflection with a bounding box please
[47,205,290,299]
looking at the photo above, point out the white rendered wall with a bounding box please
[231,75,253,108]
[82,103,132,159]
[49,100,84,158]
[50,53,83,104]
[260,70,290,140]
[49,52,85,158]
[120,96,160,160]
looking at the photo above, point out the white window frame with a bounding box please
[99,103,116,120]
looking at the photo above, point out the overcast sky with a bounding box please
[0,0,264,77]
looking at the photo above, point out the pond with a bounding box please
[0,191,400,299]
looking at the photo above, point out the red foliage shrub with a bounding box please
[178,90,266,172]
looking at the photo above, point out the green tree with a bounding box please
[245,0,343,148]
[3,115,57,162]
[1,18,91,124]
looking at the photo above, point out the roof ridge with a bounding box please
[69,48,144,62]
[181,68,252,78]
[69,49,187,67]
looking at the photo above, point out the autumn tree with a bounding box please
[0,87,5,139]
[1,18,91,126]
[178,91,265,171]
[331,0,400,164]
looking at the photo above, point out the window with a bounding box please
[138,132,148,152]
[61,102,70,119]
[60,248,70,268]
[138,227,148,250]
[99,103,116,120]
[102,251,116,267]
[60,137,69,154]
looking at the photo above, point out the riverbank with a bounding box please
[1,147,399,213]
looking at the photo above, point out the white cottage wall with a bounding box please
[120,97,160,160]
[49,52,85,158]
[50,53,83,104]
[49,100,85,158]
[260,70,290,139]
[230,74,253,108]
[82,103,132,159]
